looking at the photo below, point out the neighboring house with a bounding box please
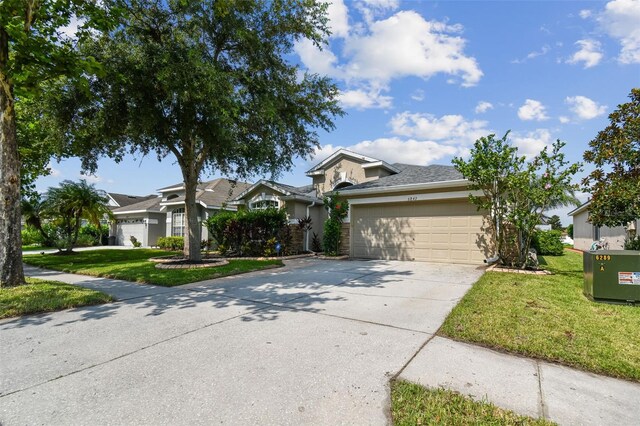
[110,178,251,247]
[311,150,490,264]
[230,180,326,251]
[568,201,638,251]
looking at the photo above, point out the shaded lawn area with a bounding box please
[23,249,283,287]
[0,277,113,319]
[391,380,553,425]
[440,250,640,382]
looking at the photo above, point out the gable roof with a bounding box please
[306,148,383,175]
[107,192,156,208]
[568,200,590,216]
[159,178,252,209]
[112,196,163,215]
[334,163,465,194]
[231,180,320,204]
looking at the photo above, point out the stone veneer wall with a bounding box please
[290,225,304,254]
[340,223,350,255]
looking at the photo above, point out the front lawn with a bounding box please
[22,245,53,252]
[23,249,283,287]
[0,277,113,319]
[391,380,553,425]
[440,250,640,382]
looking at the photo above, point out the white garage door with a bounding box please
[351,199,488,264]
[116,220,145,246]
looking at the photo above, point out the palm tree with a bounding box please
[21,196,54,247]
[42,180,113,252]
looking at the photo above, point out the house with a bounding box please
[568,201,638,251]
[110,178,251,246]
[311,149,490,264]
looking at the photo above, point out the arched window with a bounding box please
[333,181,354,191]
[249,194,280,210]
[172,208,185,237]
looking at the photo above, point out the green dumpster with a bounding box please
[584,250,640,304]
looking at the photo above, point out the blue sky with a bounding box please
[37,0,640,225]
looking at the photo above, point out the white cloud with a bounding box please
[565,95,607,119]
[389,111,490,145]
[339,87,393,109]
[598,0,640,63]
[511,45,551,64]
[567,39,603,68]
[326,0,350,38]
[517,99,549,121]
[411,89,425,101]
[296,7,482,110]
[559,116,571,124]
[475,101,493,114]
[80,173,103,183]
[342,12,482,87]
[58,15,84,39]
[512,129,553,159]
[349,137,458,164]
[579,9,593,19]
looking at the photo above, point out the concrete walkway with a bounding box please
[400,336,640,425]
[6,260,640,425]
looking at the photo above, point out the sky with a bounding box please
[35,0,640,226]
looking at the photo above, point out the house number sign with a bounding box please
[407,196,418,201]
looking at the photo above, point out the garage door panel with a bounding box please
[352,201,489,265]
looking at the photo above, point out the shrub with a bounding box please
[76,234,97,247]
[80,224,110,245]
[532,229,564,256]
[204,208,289,256]
[624,236,640,250]
[311,232,322,252]
[322,193,349,256]
[158,236,184,251]
[323,219,342,256]
[130,236,142,248]
[567,224,573,238]
[21,226,42,246]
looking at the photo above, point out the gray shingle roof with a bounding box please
[338,163,464,192]
[108,192,156,208]
[112,196,163,213]
[161,179,252,208]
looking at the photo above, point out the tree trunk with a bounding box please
[0,28,25,287]
[182,166,202,261]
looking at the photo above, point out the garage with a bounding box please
[350,199,489,264]
[116,218,145,246]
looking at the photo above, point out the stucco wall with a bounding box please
[313,158,378,197]
[147,212,166,246]
[572,209,634,251]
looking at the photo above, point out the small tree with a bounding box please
[42,180,112,253]
[322,193,349,256]
[453,133,580,268]
[567,224,574,238]
[583,88,640,228]
[547,215,563,230]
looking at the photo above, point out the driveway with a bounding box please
[0,258,483,425]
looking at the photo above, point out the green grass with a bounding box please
[440,250,640,382]
[391,380,553,425]
[0,277,113,319]
[23,249,283,287]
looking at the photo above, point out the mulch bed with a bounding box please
[155,259,229,269]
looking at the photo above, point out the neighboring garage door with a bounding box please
[116,220,145,246]
[351,199,487,264]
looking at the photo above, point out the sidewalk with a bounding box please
[23,264,179,301]
[400,336,640,426]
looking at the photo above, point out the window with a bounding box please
[172,208,185,237]
[249,194,280,210]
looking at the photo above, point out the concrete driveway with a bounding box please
[0,258,483,425]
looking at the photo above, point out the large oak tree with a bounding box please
[583,88,640,228]
[0,0,113,287]
[50,0,343,261]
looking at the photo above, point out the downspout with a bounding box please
[306,201,316,252]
